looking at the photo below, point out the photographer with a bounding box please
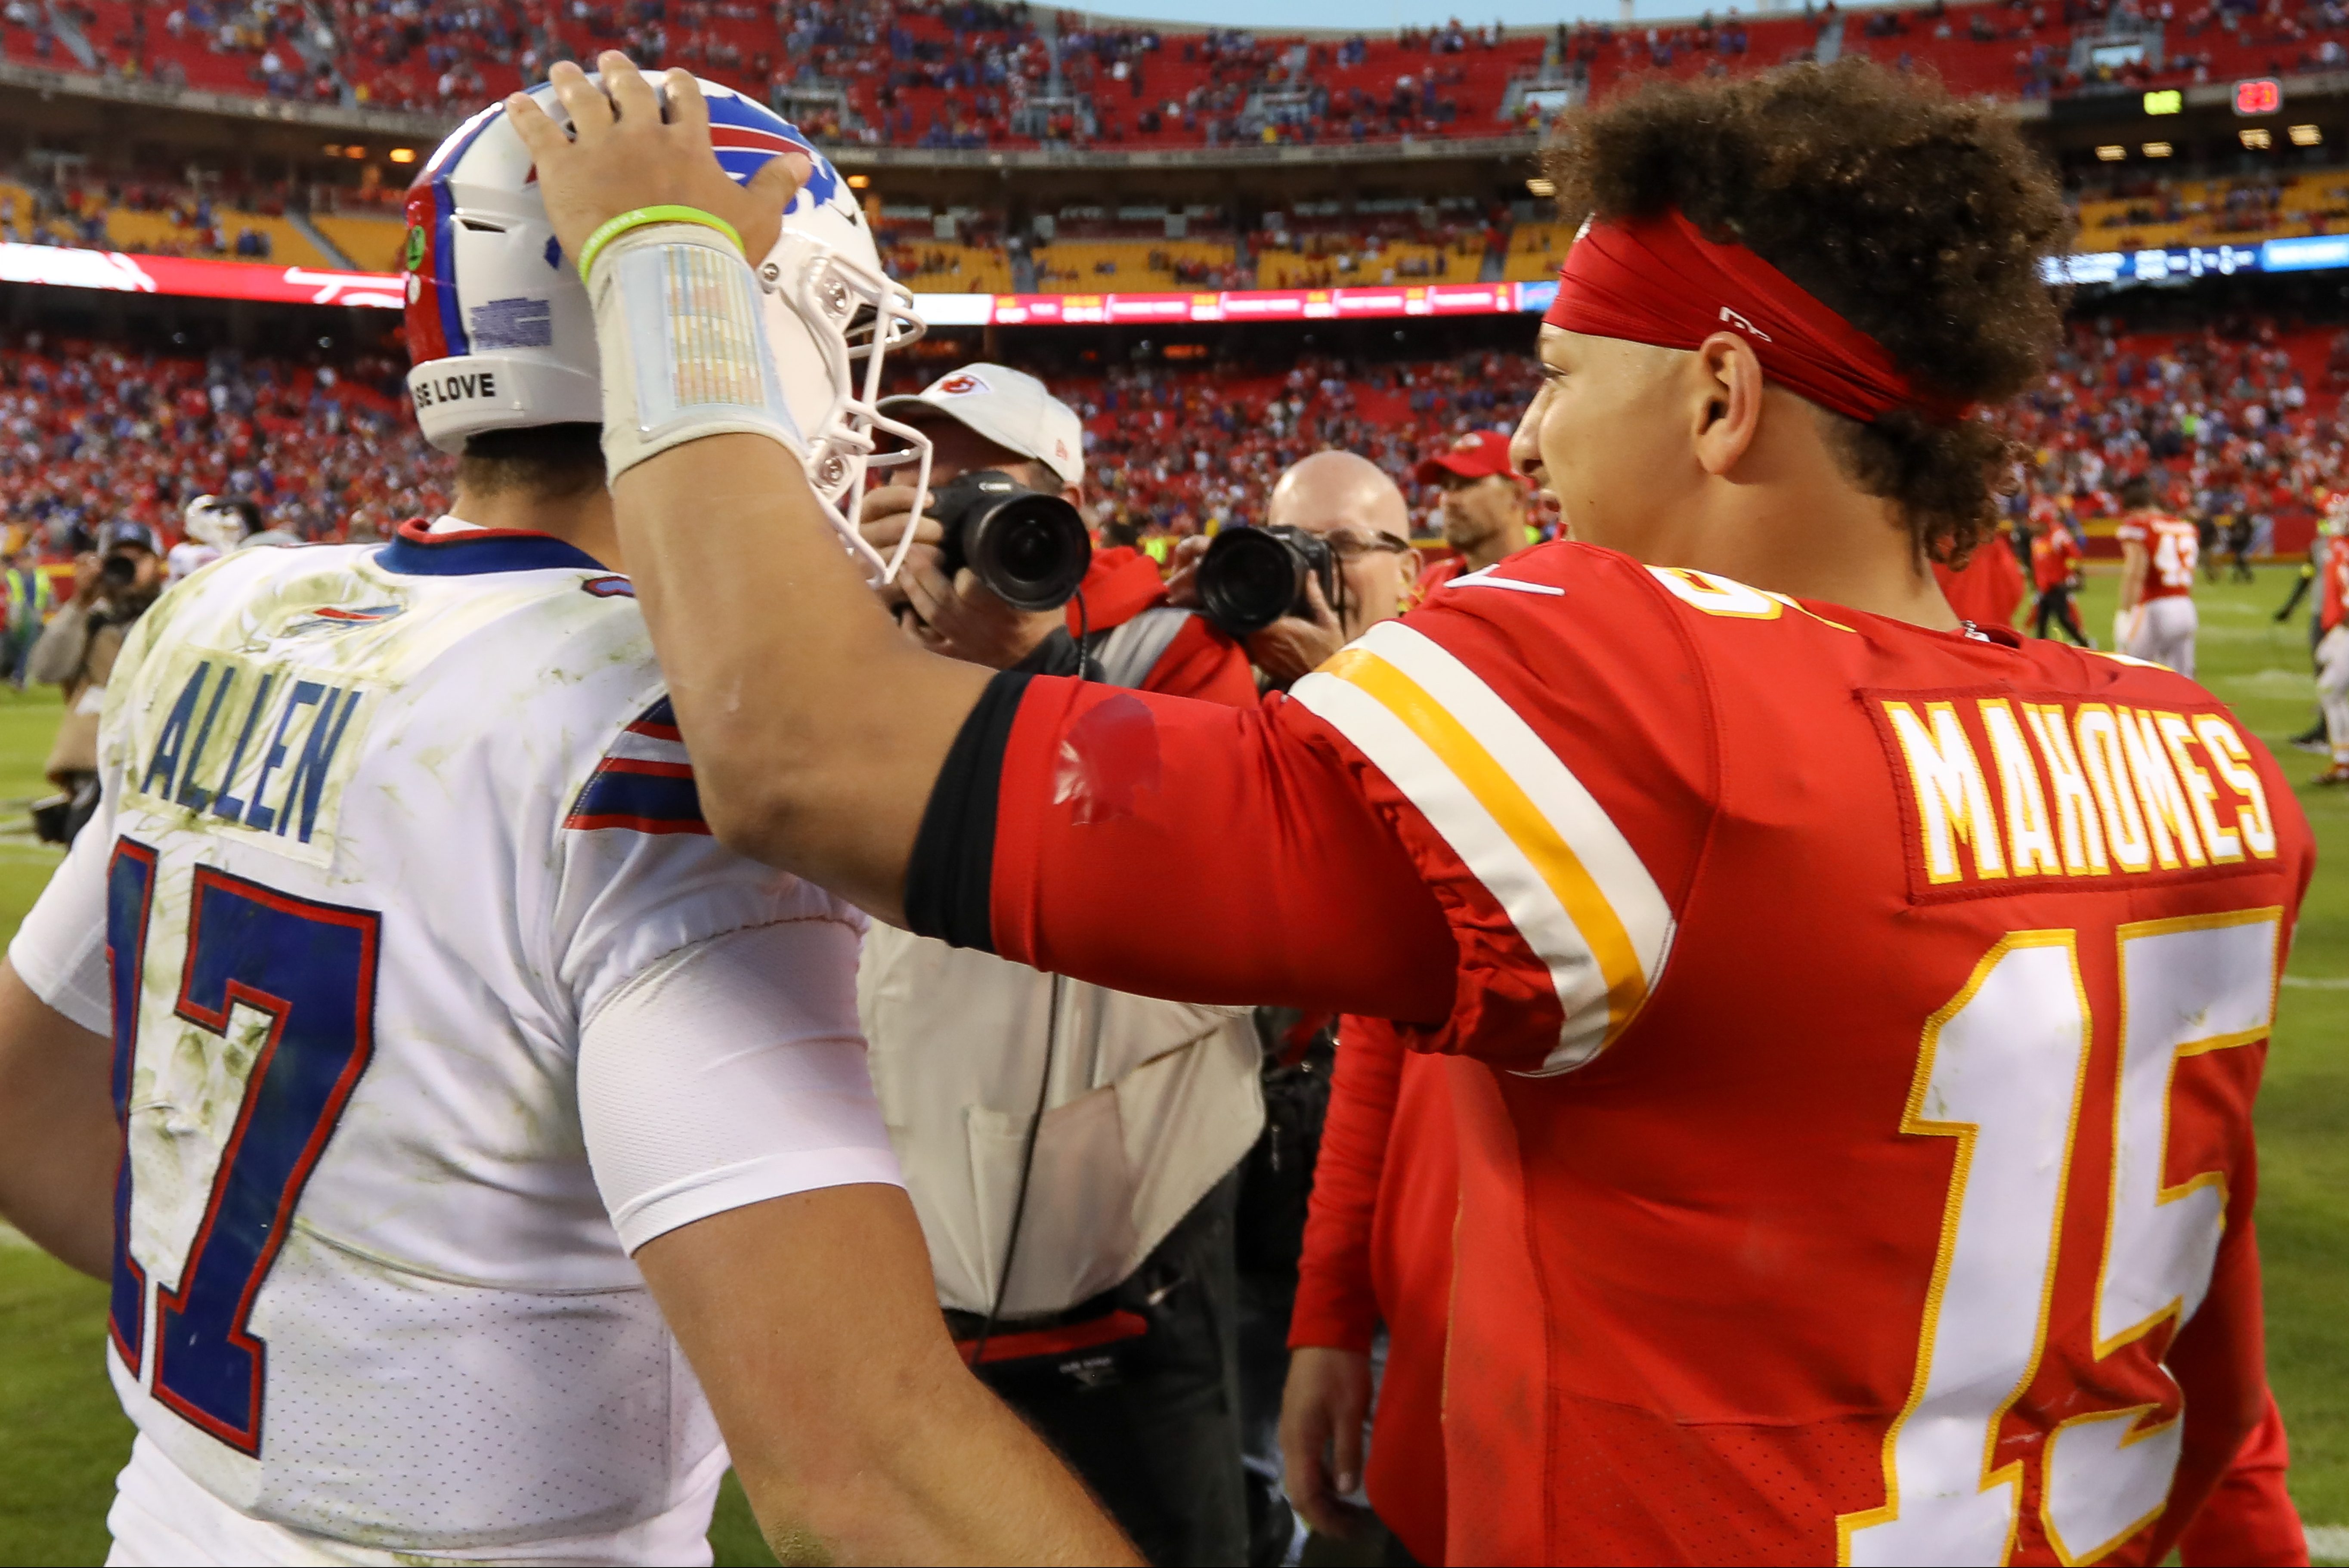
[28,522,163,840]
[1173,450,1418,691]
[855,363,1263,1567]
[865,364,1255,702]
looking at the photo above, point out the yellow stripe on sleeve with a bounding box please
[1323,646,1650,1042]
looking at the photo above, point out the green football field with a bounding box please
[0,565,2342,1565]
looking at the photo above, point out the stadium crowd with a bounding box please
[11,316,2349,562]
[0,333,1550,556]
[0,333,443,557]
[1994,315,2349,555]
[30,0,2349,147]
[15,0,2349,148]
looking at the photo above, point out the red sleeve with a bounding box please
[2179,1392,2309,1567]
[988,677,1458,1020]
[1139,613,1260,707]
[909,544,1715,1065]
[1288,1016,1406,1354]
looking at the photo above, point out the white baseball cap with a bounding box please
[876,363,1085,488]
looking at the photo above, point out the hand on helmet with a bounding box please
[506,53,810,270]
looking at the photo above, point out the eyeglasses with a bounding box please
[1323,527,1414,559]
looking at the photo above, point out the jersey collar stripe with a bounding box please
[375,522,604,577]
[1295,623,1671,1072]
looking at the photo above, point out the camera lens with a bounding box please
[969,494,1091,609]
[1198,528,1308,636]
[933,471,1092,611]
[100,554,138,587]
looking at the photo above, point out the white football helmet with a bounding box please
[182,494,255,551]
[402,71,931,578]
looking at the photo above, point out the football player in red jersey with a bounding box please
[2315,510,2349,786]
[2116,474,2204,675]
[2029,498,2094,647]
[514,56,2315,1567]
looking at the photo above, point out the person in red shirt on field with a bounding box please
[1279,1017,1455,1564]
[2028,495,2093,647]
[520,56,2316,1566]
[1412,430,1535,596]
[2313,509,2349,786]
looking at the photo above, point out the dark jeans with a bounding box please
[974,1166,1249,1568]
[2034,584,2091,646]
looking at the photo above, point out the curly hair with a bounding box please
[1541,59,2073,564]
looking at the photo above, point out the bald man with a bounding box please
[1232,451,1420,689]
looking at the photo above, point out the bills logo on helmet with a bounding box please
[703,91,846,216]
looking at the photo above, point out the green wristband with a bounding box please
[575,204,743,282]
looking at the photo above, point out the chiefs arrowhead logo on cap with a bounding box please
[1453,433,1482,451]
[933,372,990,397]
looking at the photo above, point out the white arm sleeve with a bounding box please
[9,801,119,1036]
[579,917,904,1255]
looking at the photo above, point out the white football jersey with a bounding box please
[12,520,886,1559]
[164,540,223,585]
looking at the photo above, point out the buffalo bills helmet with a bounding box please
[402,71,931,577]
[182,494,258,551]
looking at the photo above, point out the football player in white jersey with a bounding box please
[0,79,1128,1568]
[167,496,258,586]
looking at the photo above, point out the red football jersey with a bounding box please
[2031,527,2083,591]
[2320,535,2349,635]
[2117,510,2200,601]
[909,541,2314,1565]
[1933,534,2026,629]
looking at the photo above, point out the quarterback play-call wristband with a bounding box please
[574,204,743,283]
[582,219,805,480]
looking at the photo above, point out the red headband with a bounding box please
[1544,210,1970,425]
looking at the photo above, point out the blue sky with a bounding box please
[1079,0,1702,29]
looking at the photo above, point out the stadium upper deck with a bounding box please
[8,0,2349,150]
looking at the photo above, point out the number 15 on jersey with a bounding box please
[1841,910,2278,1567]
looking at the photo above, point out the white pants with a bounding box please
[2319,624,2349,762]
[105,1434,722,1566]
[2124,595,2199,677]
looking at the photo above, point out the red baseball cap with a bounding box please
[1414,429,1520,485]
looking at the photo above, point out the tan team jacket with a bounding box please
[858,925,1266,1320]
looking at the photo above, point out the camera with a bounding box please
[100,551,140,589]
[1197,525,1337,637]
[928,469,1093,612]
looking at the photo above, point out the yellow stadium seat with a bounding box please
[315,212,408,272]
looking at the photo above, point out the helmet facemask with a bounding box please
[757,222,934,585]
